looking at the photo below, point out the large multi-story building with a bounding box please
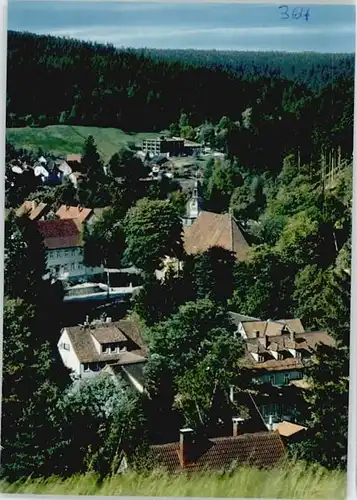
[36,218,104,282]
[142,137,185,157]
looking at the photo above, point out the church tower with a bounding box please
[182,178,202,227]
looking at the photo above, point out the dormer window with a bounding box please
[296,351,302,359]
[258,354,264,363]
[278,353,284,360]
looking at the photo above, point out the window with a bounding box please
[296,351,302,359]
[72,249,76,256]
[65,250,69,257]
[60,342,70,351]
[269,375,275,385]
[57,250,61,258]
[110,345,117,353]
[83,363,90,372]
[284,374,290,385]
[258,355,264,363]
[63,264,68,271]
[103,346,110,354]
[71,263,76,270]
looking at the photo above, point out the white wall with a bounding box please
[57,329,81,377]
[46,247,104,281]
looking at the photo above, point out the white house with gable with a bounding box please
[58,318,148,386]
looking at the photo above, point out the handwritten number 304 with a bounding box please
[279,5,310,21]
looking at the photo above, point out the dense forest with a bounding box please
[6,31,354,170]
[142,48,354,90]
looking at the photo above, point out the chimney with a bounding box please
[232,417,244,437]
[258,332,268,349]
[106,317,112,323]
[179,428,194,468]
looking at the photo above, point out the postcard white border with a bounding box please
[1,1,356,500]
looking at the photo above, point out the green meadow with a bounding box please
[0,461,346,499]
[6,125,165,162]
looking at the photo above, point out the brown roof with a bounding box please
[56,205,93,223]
[36,219,83,249]
[91,324,128,344]
[183,211,250,261]
[67,154,82,163]
[16,201,50,221]
[242,319,305,339]
[150,432,285,473]
[243,331,335,372]
[276,421,307,438]
[64,320,147,364]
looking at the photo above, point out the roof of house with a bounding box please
[16,201,50,220]
[150,432,285,473]
[58,161,72,173]
[243,331,335,372]
[91,324,128,344]
[229,311,261,327]
[241,319,305,339]
[36,219,83,249]
[275,421,307,438]
[66,154,82,163]
[183,211,250,261]
[63,320,147,364]
[56,205,93,223]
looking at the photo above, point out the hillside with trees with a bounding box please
[2,28,353,488]
[7,31,354,170]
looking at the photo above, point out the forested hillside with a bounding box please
[142,49,354,90]
[7,31,354,171]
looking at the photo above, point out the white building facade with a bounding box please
[46,246,104,282]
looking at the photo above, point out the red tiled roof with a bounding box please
[36,219,83,249]
[150,432,285,473]
[183,211,250,261]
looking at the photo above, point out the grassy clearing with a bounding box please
[0,461,346,498]
[6,125,166,162]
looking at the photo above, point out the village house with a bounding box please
[232,316,335,423]
[57,160,72,179]
[118,422,286,474]
[57,317,147,382]
[35,218,104,282]
[56,205,97,225]
[273,421,307,446]
[66,154,82,169]
[183,210,250,261]
[16,200,51,221]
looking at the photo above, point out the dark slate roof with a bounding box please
[150,432,285,473]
